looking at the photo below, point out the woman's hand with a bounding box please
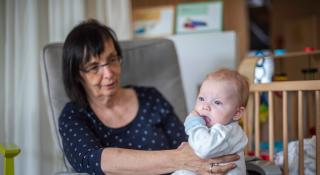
[205,155,239,175]
[176,142,239,175]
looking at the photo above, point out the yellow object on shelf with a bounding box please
[0,143,21,175]
[259,103,268,123]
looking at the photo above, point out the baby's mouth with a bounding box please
[202,115,211,125]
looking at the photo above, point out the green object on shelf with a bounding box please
[0,143,21,175]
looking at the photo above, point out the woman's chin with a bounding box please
[101,84,119,95]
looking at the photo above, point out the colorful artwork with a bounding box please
[176,1,223,34]
[133,6,175,38]
[183,18,207,29]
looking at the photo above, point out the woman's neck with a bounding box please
[87,88,138,128]
[89,88,123,110]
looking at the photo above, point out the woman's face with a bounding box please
[80,40,121,101]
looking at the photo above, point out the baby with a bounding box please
[173,69,249,175]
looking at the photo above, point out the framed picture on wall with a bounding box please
[132,6,175,38]
[176,1,223,34]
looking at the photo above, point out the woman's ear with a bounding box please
[233,107,245,121]
[78,72,86,83]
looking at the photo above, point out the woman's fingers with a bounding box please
[208,162,236,174]
[201,154,238,174]
[177,145,239,175]
[210,154,239,164]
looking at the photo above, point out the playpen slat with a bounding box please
[246,95,254,152]
[243,106,248,154]
[254,91,260,157]
[298,91,304,175]
[268,91,274,162]
[316,90,320,175]
[283,91,289,175]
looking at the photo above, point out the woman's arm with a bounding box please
[101,142,238,175]
[101,148,179,174]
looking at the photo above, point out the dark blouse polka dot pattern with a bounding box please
[59,86,187,175]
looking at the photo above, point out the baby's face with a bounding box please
[195,79,240,127]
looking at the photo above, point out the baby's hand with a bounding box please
[190,110,200,116]
[177,142,188,150]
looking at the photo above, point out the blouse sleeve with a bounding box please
[59,103,104,175]
[150,88,187,148]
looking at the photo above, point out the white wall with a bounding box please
[169,32,237,112]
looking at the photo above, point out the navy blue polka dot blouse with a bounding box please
[59,86,187,175]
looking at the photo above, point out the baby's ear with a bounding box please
[233,107,245,121]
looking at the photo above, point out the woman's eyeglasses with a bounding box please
[80,56,122,75]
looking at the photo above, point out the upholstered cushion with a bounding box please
[120,39,187,119]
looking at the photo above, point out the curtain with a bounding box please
[0,1,5,171]
[0,0,5,144]
[0,0,132,174]
[85,0,132,40]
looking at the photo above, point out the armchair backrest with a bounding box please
[40,38,187,172]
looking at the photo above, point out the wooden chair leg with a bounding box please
[0,143,21,175]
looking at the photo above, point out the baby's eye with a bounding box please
[214,100,222,105]
[198,96,205,102]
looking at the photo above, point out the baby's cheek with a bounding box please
[194,105,202,113]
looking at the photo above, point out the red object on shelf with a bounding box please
[304,47,315,52]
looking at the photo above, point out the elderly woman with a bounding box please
[59,19,238,175]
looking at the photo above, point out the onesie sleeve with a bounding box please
[184,114,239,159]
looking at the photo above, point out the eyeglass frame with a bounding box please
[79,55,122,74]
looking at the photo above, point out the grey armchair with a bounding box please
[40,38,187,174]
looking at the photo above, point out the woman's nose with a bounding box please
[101,65,114,78]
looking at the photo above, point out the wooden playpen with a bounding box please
[239,51,320,175]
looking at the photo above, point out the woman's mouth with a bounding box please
[102,81,116,88]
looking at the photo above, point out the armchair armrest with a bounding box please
[0,143,21,175]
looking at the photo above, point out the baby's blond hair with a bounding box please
[204,68,250,107]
